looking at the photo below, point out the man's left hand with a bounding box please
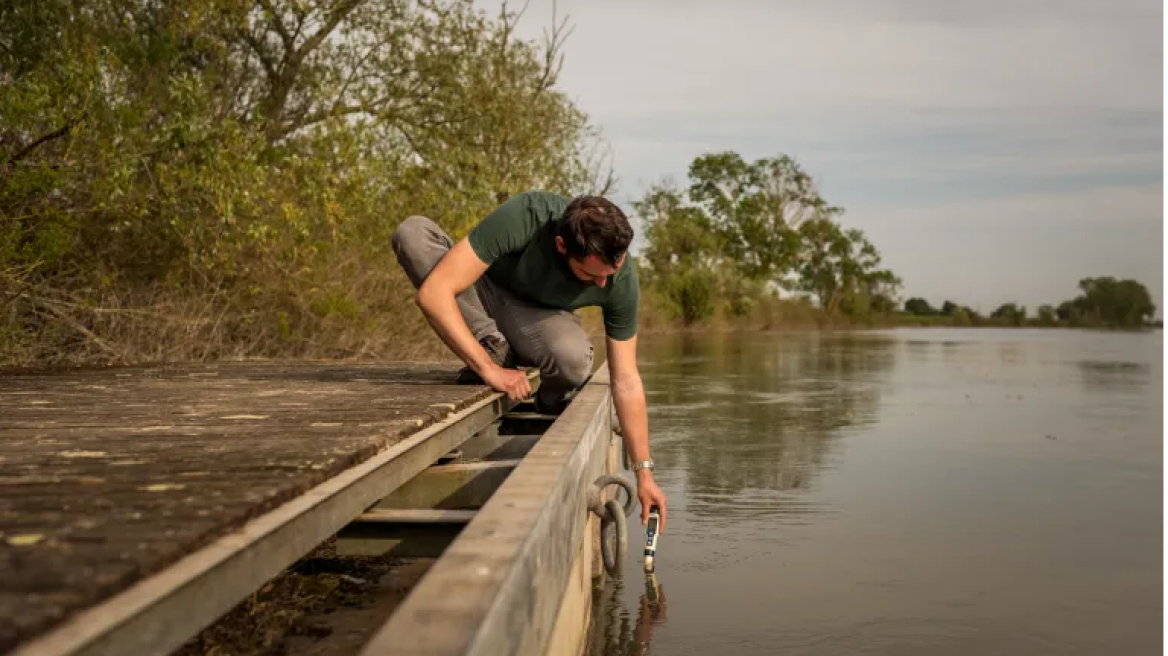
[636,470,667,532]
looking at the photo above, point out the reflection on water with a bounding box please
[586,328,1161,656]
[1077,360,1154,392]
[642,332,897,524]
[585,575,668,656]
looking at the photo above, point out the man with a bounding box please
[392,190,667,529]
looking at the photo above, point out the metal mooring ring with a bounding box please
[599,498,627,575]
[587,473,636,519]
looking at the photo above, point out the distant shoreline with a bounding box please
[632,323,1162,336]
[610,303,1162,337]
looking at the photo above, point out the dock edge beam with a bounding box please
[359,362,620,656]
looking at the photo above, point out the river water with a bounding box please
[585,328,1162,656]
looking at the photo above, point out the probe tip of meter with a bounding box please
[644,504,661,573]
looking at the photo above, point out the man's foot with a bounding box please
[533,390,577,416]
[532,372,592,416]
[457,335,512,385]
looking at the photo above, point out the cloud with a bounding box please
[814,0,1161,31]
[604,108,1161,187]
[478,0,1163,313]
[860,183,1162,225]
[845,184,1163,312]
[523,0,1162,194]
[542,0,1160,118]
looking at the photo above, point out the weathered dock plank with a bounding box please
[0,361,499,655]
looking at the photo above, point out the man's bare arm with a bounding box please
[416,238,529,400]
[608,336,650,462]
[607,335,668,530]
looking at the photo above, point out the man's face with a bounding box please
[556,237,624,287]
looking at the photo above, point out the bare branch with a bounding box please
[256,0,294,50]
[238,28,279,79]
[325,44,381,116]
[288,0,314,44]
[0,113,86,188]
[29,296,127,362]
[293,0,364,69]
[260,0,367,139]
[5,115,83,168]
[0,262,41,314]
[537,0,572,91]
[497,0,528,58]
[281,102,386,135]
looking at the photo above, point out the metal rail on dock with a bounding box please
[9,386,517,656]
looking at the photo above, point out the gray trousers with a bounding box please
[392,215,594,410]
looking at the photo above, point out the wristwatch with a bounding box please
[631,459,654,473]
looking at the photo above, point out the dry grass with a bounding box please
[1,262,455,369]
[3,267,972,372]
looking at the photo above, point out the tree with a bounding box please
[686,152,835,283]
[904,297,936,315]
[1036,304,1057,326]
[1070,277,1156,328]
[951,306,973,326]
[636,182,719,272]
[870,292,898,314]
[991,303,1027,326]
[633,182,720,325]
[792,218,900,315]
[1056,300,1081,325]
[1,0,612,365]
[633,149,902,325]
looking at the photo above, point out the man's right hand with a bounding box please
[481,364,531,401]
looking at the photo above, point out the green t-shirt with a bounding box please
[467,190,639,341]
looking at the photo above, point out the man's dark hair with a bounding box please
[556,196,634,265]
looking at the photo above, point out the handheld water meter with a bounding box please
[643,504,661,572]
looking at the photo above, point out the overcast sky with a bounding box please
[477,0,1163,315]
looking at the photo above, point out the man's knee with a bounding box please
[551,337,593,389]
[533,336,592,415]
[391,215,435,259]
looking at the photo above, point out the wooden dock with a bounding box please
[0,360,626,656]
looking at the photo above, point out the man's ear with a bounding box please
[554,236,567,255]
